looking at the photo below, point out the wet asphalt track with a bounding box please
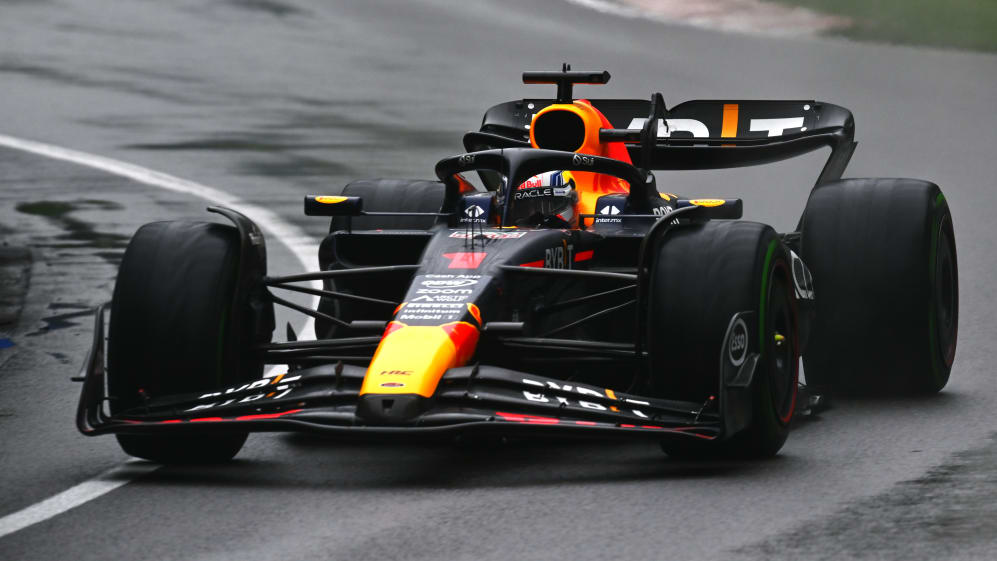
[1,0,996,559]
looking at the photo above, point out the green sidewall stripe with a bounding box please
[758,239,778,356]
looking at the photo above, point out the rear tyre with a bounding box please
[801,179,958,395]
[318,179,445,338]
[330,179,445,231]
[109,221,263,463]
[647,221,799,459]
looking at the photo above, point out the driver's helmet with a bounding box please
[508,171,577,227]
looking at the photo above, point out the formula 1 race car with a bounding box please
[76,67,958,463]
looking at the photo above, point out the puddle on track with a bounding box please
[16,200,129,262]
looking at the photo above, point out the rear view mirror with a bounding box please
[304,195,364,216]
[675,198,742,219]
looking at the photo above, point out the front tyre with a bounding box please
[108,221,263,463]
[648,221,799,458]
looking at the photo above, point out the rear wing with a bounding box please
[473,98,856,187]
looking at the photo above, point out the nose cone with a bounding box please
[356,393,430,425]
[356,321,479,423]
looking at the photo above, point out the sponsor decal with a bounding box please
[380,382,406,388]
[519,378,652,418]
[421,278,478,288]
[728,318,748,367]
[689,199,726,207]
[417,288,472,294]
[522,243,575,269]
[544,241,574,269]
[520,175,544,189]
[443,252,487,269]
[380,370,412,376]
[545,246,567,269]
[595,202,623,223]
[627,117,709,138]
[458,154,475,165]
[401,276,486,323]
[515,187,555,199]
[627,114,805,138]
[396,302,466,322]
[414,290,471,303]
[187,373,302,412]
[651,205,673,216]
[458,194,491,224]
[314,196,347,204]
[518,171,567,190]
[412,293,468,303]
[465,204,485,218]
[450,230,527,239]
[749,117,805,137]
[572,153,595,166]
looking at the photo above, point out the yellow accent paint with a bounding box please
[721,104,739,138]
[689,199,726,207]
[314,196,348,204]
[467,303,482,326]
[360,324,478,398]
[606,389,618,410]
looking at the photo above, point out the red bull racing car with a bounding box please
[76,67,959,462]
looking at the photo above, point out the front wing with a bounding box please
[77,307,756,443]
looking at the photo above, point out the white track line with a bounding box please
[0,461,160,539]
[0,133,320,346]
[0,133,322,537]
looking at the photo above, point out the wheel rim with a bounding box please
[766,268,798,424]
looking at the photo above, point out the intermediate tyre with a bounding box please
[801,178,957,395]
[648,221,799,458]
[329,178,445,231]
[318,179,445,338]
[108,221,266,463]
